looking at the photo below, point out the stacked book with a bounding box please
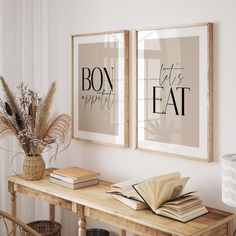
[108,172,208,222]
[49,167,100,190]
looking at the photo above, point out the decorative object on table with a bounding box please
[0,77,71,180]
[222,154,236,207]
[132,172,208,222]
[72,30,129,147]
[49,166,100,189]
[222,154,236,236]
[136,23,213,161]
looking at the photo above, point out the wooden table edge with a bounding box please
[7,177,236,236]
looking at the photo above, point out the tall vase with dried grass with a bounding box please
[0,77,71,180]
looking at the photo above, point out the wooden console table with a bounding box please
[8,175,235,236]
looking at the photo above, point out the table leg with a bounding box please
[78,206,86,236]
[78,216,86,236]
[8,182,16,236]
[120,229,126,236]
[72,203,86,236]
[49,204,55,221]
[228,220,234,236]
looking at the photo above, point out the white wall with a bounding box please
[2,0,236,235]
[44,0,236,235]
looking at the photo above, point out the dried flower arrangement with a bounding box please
[0,76,71,157]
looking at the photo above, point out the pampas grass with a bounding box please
[44,114,71,145]
[0,77,24,130]
[0,77,71,156]
[36,81,56,139]
[0,113,18,135]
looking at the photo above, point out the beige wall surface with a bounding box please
[78,42,118,136]
[2,0,236,235]
[141,36,199,147]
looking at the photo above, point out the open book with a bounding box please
[107,178,144,202]
[132,172,208,222]
[107,178,149,210]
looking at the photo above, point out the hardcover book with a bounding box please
[107,178,144,202]
[132,172,208,222]
[50,166,100,183]
[49,176,99,190]
[112,195,148,210]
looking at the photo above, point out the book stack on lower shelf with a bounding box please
[108,172,208,222]
[49,167,100,190]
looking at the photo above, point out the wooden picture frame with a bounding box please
[136,23,213,161]
[72,30,129,147]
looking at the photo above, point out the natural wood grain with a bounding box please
[85,207,171,236]
[134,30,138,150]
[72,30,129,38]
[71,34,75,138]
[14,183,72,210]
[136,22,214,32]
[78,218,86,236]
[9,192,16,236]
[8,181,16,236]
[201,223,226,236]
[72,202,87,236]
[49,204,55,221]
[227,220,234,236]
[119,229,126,236]
[124,30,130,148]
[77,205,86,236]
[8,176,235,236]
[207,22,213,162]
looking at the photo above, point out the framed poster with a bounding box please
[136,23,213,161]
[72,31,129,147]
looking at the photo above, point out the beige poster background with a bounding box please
[142,36,199,147]
[78,42,118,136]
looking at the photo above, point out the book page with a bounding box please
[162,198,202,211]
[133,172,181,210]
[107,178,144,201]
[112,178,143,191]
[156,204,207,218]
[155,177,190,209]
[163,194,198,205]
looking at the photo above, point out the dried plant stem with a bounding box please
[36,82,56,138]
[0,77,24,130]
[44,114,71,144]
[31,105,37,133]
[0,78,71,156]
[31,93,37,133]
[0,115,18,135]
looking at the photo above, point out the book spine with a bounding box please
[50,173,98,184]
[49,177,99,189]
[50,173,75,183]
[112,195,147,210]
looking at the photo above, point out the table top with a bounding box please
[8,175,235,236]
